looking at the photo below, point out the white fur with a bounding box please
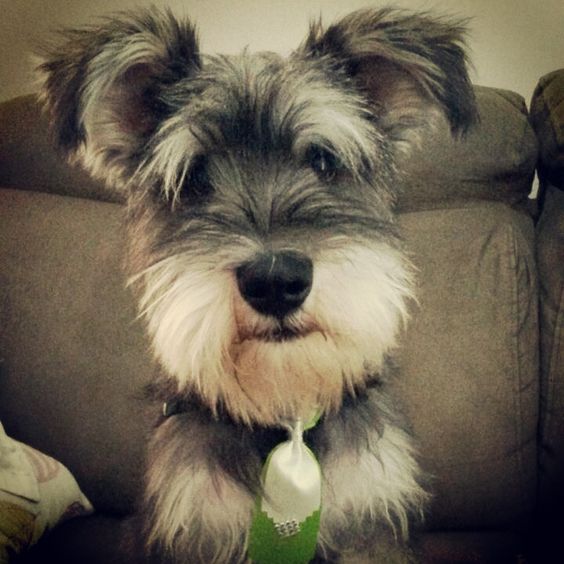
[320,424,428,549]
[133,253,242,395]
[135,112,203,202]
[145,445,254,563]
[134,237,414,425]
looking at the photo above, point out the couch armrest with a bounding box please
[530,59,564,564]
[530,69,564,192]
[532,71,564,515]
[397,86,538,213]
[0,95,119,203]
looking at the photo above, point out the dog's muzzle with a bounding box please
[236,251,313,318]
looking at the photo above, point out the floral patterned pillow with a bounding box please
[0,422,93,563]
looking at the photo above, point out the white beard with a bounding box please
[134,238,414,425]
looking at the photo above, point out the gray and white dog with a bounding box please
[39,7,476,563]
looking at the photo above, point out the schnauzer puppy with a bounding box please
[39,7,476,563]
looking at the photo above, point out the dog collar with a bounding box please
[248,412,321,564]
[162,399,185,418]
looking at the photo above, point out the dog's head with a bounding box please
[39,8,476,425]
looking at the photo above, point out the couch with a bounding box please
[0,68,562,563]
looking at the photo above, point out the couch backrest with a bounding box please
[0,84,541,529]
[0,86,538,212]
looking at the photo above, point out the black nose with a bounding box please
[236,251,313,318]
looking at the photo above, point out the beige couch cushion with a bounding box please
[0,188,150,514]
[0,187,538,529]
[397,203,538,528]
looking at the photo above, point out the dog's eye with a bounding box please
[181,155,213,204]
[307,146,341,182]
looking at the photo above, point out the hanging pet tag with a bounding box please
[248,416,321,564]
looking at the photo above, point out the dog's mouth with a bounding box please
[235,315,319,344]
[239,323,306,343]
[255,324,305,342]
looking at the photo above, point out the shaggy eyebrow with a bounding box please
[285,102,379,176]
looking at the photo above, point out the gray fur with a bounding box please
[38,6,477,563]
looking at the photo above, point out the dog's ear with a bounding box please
[38,8,200,185]
[300,8,478,148]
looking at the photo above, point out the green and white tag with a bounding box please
[248,415,321,564]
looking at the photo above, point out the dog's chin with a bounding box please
[220,323,375,426]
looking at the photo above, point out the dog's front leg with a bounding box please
[140,419,256,564]
[316,423,427,564]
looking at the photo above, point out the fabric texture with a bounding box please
[530,69,564,189]
[536,184,564,504]
[531,181,564,563]
[397,86,538,213]
[530,68,564,516]
[0,422,92,563]
[0,189,150,515]
[397,203,538,529]
[0,96,118,204]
